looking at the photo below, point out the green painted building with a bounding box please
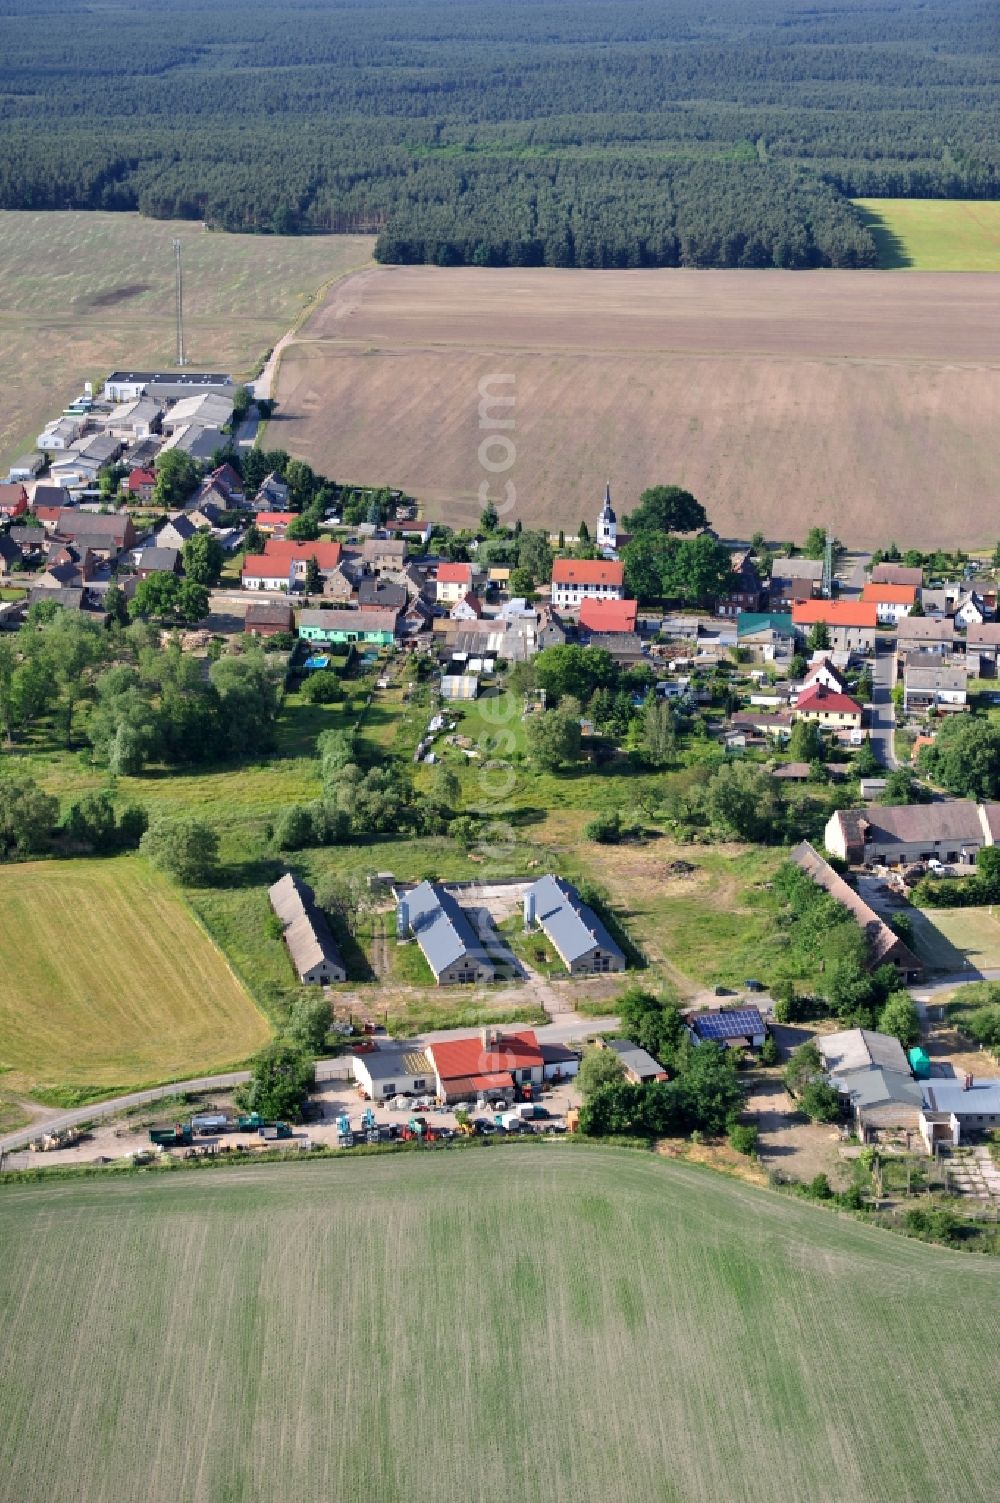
[297,607,398,646]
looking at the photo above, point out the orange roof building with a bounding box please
[792,599,878,649]
[264,539,343,570]
[860,582,919,625]
[427,1030,545,1101]
[435,561,475,601]
[578,597,638,634]
[551,557,624,607]
[256,511,297,534]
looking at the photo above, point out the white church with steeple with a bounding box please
[597,482,618,557]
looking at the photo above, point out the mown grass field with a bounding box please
[909,906,1000,973]
[854,199,1000,271]
[0,857,269,1100]
[0,211,374,471]
[1,1148,998,1503]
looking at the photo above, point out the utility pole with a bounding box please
[822,528,834,599]
[173,238,187,368]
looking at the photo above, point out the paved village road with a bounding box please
[869,637,898,770]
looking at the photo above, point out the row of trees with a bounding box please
[0,777,147,860]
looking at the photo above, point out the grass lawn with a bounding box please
[0,856,270,1101]
[908,907,1000,973]
[0,1089,32,1135]
[1,1148,998,1503]
[853,199,1000,271]
[556,835,796,996]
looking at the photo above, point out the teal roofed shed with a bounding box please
[908,1046,931,1079]
[736,612,795,638]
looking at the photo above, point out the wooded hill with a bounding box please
[1,0,997,269]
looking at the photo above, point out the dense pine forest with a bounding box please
[1,0,997,269]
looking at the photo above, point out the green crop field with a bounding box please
[853,199,1000,270]
[0,211,374,471]
[0,856,270,1100]
[1,1148,997,1503]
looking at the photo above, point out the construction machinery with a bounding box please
[30,1127,84,1153]
[336,1114,354,1148]
[237,1112,264,1131]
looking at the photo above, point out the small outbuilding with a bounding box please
[352,1048,434,1102]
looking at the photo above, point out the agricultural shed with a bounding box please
[400,881,495,986]
[245,601,294,636]
[819,1029,910,1078]
[824,801,993,868]
[268,872,346,986]
[832,1067,924,1137]
[441,673,480,700]
[539,1042,580,1080]
[524,874,625,976]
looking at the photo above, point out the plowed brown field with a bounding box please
[274,266,1000,546]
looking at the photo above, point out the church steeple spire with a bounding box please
[597,481,617,552]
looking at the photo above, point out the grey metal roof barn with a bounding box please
[403,881,495,981]
[525,874,624,969]
[819,1029,910,1077]
[836,1068,924,1113]
[268,871,346,985]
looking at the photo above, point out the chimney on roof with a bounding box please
[964,1072,973,1091]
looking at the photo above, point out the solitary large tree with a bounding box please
[624,485,707,536]
[526,707,582,771]
[154,449,199,508]
[182,532,224,587]
[140,815,219,885]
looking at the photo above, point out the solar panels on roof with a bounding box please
[690,1008,766,1041]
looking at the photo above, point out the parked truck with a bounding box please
[148,1123,193,1147]
[258,1122,292,1142]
